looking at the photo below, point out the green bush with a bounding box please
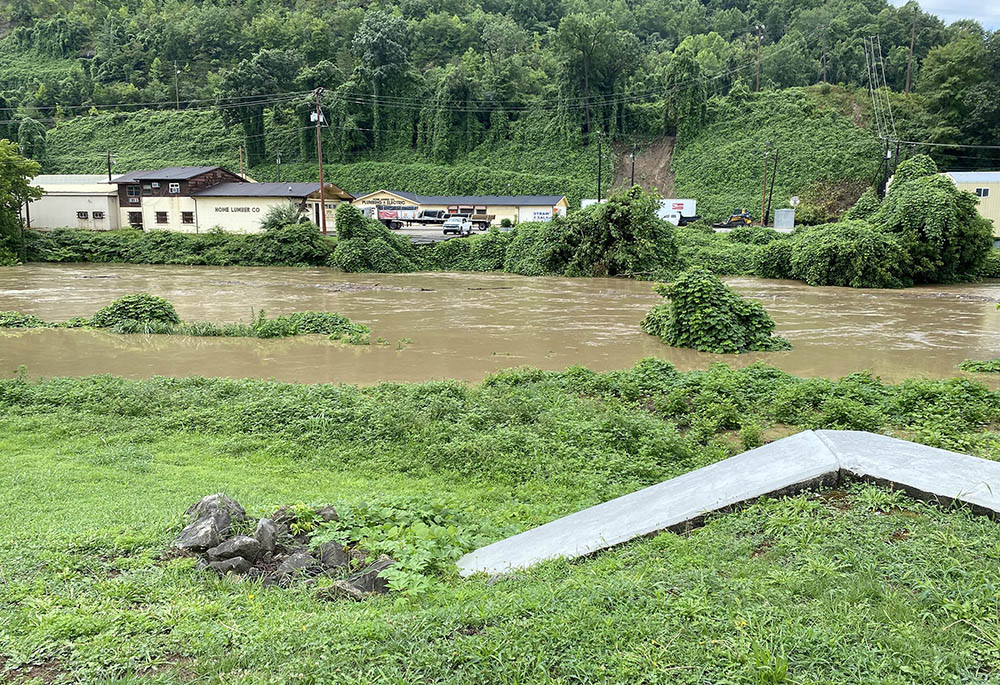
[89,294,180,328]
[726,226,783,245]
[564,187,678,278]
[641,267,791,353]
[787,221,909,288]
[843,187,881,221]
[676,229,759,275]
[959,359,1000,373]
[977,248,1000,278]
[752,240,793,279]
[24,224,334,267]
[0,311,49,328]
[502,220,577,276]
[870,155,993,284]
[330,204,420,273]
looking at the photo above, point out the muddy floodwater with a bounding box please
[0,263,998,386]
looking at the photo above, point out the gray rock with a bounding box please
[316,506,339,522]
[186,494,246,526]
[276,551,318,579]
[319,580,366,601]
[172,516,222,552]
[346,555,395,594]
[319,541,349,570]
[254,518,277,554]
[209,556,252,575]
[208,535,262,563]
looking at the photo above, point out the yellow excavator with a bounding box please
[712,208,754,229]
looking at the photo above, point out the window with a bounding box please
[155,211,168,224]
[975,187,990,198]
[76,211,89,220]
[168,182,181,194]
[126,185,140,197]
[93,211,105,220]
[181,211,194,224]
[128,212,143,228]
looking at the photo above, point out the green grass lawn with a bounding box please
[1,362,999,683]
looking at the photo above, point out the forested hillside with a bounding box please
[1,0,997,218]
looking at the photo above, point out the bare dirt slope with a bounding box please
[611,137,676,196]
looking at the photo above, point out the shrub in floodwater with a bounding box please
[787,221,908,288]
[641,266,791,353]
[330,204,419,273]
[0,311,50,328]
[252,310,370,340]
[959,359,1000,373]
[89,293,180,327]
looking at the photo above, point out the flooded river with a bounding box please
[0,263,998,385]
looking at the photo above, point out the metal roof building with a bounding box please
[943,171,1000,238]
[351,189,569,224]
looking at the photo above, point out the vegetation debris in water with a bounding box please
[641,267,791,353]
[0,293,371,342]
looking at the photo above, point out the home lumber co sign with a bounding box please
[214,206,262,213]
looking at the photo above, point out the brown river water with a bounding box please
[1,263,998,386]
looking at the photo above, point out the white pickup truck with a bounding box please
[442,217,474,236]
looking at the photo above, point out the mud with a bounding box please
[0,263,998,386]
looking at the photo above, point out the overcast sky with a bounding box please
[889,0,1000,29]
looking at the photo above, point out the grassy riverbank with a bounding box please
[2,362,999,682]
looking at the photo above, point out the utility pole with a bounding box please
[174,61,180,110]
[760,143,770,226]
[765,148,778,226]
[106,150,113,183]
[822,28,828,83]
[755,25,764,92]
[313,87,328,235]
[238,146,244,179]
[904,15,916,95]
[596,132,602,202]
[276,152,281,182]
[630,144,636,187]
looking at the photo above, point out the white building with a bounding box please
[25,175,121,230]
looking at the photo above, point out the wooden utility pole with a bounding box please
[596,132,602,202]
[755,25,763,92]
[630,144,636,187]
[314,87,328,235]
[276,152,281,182]
[106,150,113,183]
[174,61,180,109]
[822,28,828,83]
[760,144,770,226]
[765,149,778,226]
[238,146,244,179]
[904,16,916,95]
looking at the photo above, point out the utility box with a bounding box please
[774,209,795,230]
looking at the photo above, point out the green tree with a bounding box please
[352,10,410,152]
[0,139,42,263]
[216,49,301,166]
[557,12,616,134]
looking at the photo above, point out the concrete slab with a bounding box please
[818,430,1000,517]
[458,429,1000,577]
[457,430,838,576]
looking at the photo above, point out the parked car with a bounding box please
[442,217,473,236]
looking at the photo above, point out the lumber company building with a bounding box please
[25,166,350,233]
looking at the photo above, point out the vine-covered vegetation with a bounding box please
[0,0,997,222]
[0,292,370,341]
[641,267,791,353]
[24,222,334,266]
[2,361,1000,679]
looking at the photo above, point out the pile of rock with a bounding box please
[170,493,395,600]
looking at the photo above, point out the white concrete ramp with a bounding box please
[458,430,1000,576]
